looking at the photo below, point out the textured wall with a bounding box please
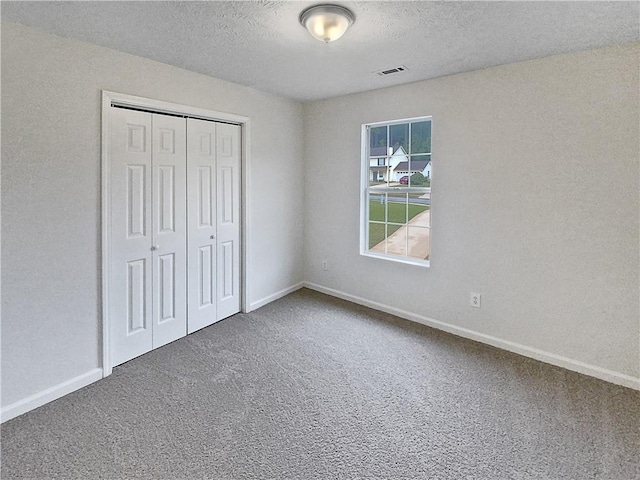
[303,44,640,380]
[1,22,305,407]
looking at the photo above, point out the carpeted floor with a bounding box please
[2,289,639,479]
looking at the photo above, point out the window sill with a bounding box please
[360,251,430,268]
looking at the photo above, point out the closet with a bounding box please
[108,106,240,367]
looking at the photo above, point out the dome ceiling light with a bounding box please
[299,4,356,43]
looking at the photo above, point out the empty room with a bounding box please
[1,1,639,478]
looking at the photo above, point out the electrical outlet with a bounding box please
[470,293,481,308]
[322,260,328,271]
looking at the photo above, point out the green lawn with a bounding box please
[368,200,429,248]
[369,223,400,248]
[369,200,428,223]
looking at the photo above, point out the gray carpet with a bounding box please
[2,289,639,479]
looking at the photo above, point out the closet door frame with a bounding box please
[101,90,251,377]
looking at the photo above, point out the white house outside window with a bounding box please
[361,116,432,266]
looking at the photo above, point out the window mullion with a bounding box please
[405,192,409,258]
[384,192,388,255]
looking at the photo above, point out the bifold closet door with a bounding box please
[215,123,241,321]
[151,113,187,348]
[110,108,153,366]
[186,118,217,333]
[187,119,241,333]
[109,108,187,367]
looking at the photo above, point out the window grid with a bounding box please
[363,116,431,265]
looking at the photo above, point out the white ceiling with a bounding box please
[2,1,638,102]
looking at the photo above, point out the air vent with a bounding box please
[376,65,408,76]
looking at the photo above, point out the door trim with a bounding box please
[101,90,251,377]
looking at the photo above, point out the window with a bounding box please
[361,117,432,266]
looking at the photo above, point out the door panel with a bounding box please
[187,118,217,333]
[158,253,175,322]
[126,165,146,237]
[158,166,175,233]
[198,166,214,227]
[216,123,241,321]
[110,108,153,366]
[199,245,214,307]
[220,241,234,299]
[219,166,233,224]
[127,259,147,333]
[151,114,187,348]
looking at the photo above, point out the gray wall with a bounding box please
[303,44,640,380]
[1,22,305,407]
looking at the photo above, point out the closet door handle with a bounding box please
[210,235,216,240]
[151,245,159,251]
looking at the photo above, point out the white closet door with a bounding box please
[216,123,241,321]
[109,108,153,366]
[151,114,187,347]
[109,105,240,366]
[186,118,217,333]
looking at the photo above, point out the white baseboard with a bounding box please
[1,368,103,423]
[303,282,640,391]
[249,282,305,312]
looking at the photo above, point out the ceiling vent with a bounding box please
[375,66,408,76]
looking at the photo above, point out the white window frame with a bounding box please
[360,116,432,267]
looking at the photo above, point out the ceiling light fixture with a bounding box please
[299,4,355,43]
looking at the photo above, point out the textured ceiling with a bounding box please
[2,1,638,102]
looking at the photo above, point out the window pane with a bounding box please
[368,193,386,222]
[386,193,408,224]
[410,121,431,154]
[369,126,387,152]
[385,225,406,257]
[408,193,430,223]
[392,150,409,185]
[369,166,387,187]
[407,226,430,260]
[390,123,409,153]
[408,154,431,187]
[368,222,386,250]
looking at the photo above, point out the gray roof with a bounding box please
[370,146,388,157]
[394,160,430,171]
[370,146,407,157]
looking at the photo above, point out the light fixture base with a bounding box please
[299,4,356,43]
